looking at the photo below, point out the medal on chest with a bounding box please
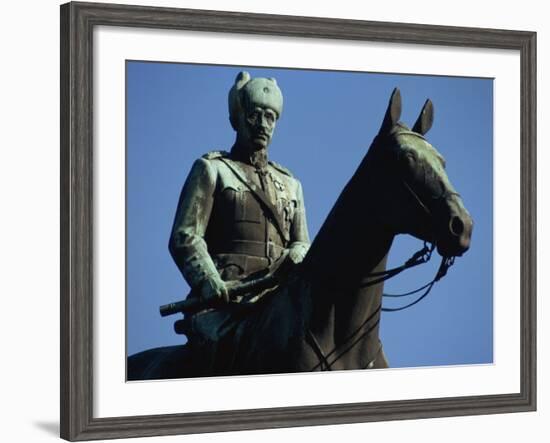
[271,174,286,193]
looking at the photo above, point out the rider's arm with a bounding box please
[288,180,310,264]
[169,158,228,301]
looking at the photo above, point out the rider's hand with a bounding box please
[288,245,307,264]
[200,276,229,303]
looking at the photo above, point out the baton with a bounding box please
[159,273,280,317]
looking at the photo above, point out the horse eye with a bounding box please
[434,179,446,199]
[400,152,417,170]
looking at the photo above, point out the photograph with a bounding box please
[58,2,537,440]
[125,62,493,380]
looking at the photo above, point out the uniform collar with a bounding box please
[230,143,268,170]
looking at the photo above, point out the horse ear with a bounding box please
[380,88,402,134]
[412,99,434,135]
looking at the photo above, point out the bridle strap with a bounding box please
[360,242,435,289]
[359,176,437,292]
[308,304,382,372]
[402,180,431,217]
[306,254,455,371]
[305,330,332,371]
[305,177,460,370]
[363,176,458,303]
[381,255,454,312]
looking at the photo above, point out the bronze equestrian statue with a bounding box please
[127,73,473,380]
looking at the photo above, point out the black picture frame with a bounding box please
[60,1,537,440]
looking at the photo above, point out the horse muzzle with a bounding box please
[436,210,473,257]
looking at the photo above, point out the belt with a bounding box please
[217,239,285,261]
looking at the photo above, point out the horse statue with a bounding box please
[127,88,473,380]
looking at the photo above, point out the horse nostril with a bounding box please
[449,216,464,236]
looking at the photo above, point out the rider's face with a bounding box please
[236,103,277,151]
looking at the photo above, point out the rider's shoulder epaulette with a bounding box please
[202,150,230,160]
[268,160,293,177]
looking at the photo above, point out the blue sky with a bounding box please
[126,61,493,369]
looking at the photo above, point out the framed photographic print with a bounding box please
[60,1,536,440]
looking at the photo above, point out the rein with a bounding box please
[307,177,458,370]
[382,178,457,309]
[360,241,435,288]
[360,241,455,312]
[307,248,455,371]
[359,176,459,311]
[380,254,454,312]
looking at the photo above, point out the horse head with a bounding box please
[370,88,473,258]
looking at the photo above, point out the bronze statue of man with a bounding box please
[168,72,310,374]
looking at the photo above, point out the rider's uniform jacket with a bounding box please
[169,148,310,294]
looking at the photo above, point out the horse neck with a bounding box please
[302,148,395,296]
